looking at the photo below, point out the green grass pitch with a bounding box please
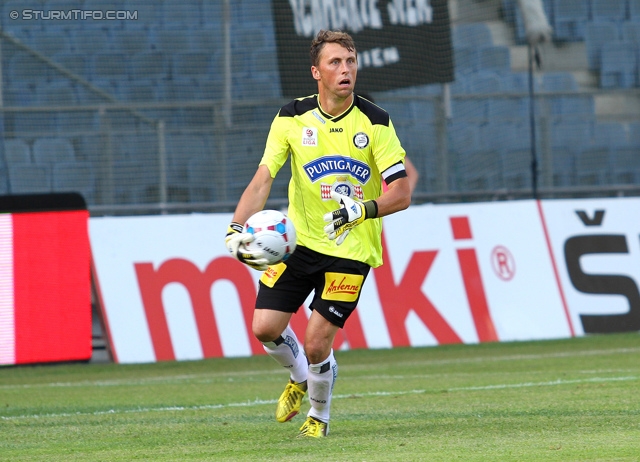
[1,333,639,461]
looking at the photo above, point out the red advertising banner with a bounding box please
[0,194,92,366]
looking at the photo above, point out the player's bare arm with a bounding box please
[231,165,274,225]
[375,175,411,217]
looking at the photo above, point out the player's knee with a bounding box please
[252,322,281,343]
[304,339,331,365]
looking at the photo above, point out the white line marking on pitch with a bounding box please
[1,346,639,390]
[1,375,637,421]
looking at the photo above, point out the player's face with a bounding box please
[312,42,357,99]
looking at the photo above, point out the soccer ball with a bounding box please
[244,210,297,266]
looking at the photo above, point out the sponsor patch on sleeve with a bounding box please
[321,272,364,302]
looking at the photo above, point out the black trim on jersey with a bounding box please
[383,161,409,184]
[317,100,355,123]
[277,94,391,127]
[354,94,390,127]
[279,95,318,117]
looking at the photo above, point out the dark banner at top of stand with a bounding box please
[272,0,454,98]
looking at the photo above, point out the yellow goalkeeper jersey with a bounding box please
[259,94,406,268]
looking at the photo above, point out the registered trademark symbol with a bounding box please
[491,245,515,281]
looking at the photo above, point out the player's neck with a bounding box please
[318,93,353,117]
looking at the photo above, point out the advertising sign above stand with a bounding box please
[271,0,454,97]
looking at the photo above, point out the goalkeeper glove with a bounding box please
[323,191,378,245]
[225,222,269,271]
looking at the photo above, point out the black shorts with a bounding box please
[255,246,370,328]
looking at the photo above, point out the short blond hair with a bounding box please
[310,30,356,67]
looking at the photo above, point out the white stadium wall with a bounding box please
[89,198,640,364]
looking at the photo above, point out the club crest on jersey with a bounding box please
[353,132,369,149]
[320,177,363,201]
[304,155,371,184]
[302,127,318,147]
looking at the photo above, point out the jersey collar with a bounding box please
[316,94,355,123]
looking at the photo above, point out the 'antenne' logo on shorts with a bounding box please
[322,272,364,302]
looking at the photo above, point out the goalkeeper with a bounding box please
[225,29,410,438]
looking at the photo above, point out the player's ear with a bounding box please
[311,66,320,81]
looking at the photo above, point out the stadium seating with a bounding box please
[623,21,640,46]
[585,22,620,70]
[541,72,579,92]
[631,0,640,21]
[189,29,224,53]
[29,32,72,56]
[8,164,52,194]
[130,51,170,82]
[456,148,504,190]
[121,80,160,102]
[11,110,58,135]
[452,23,493,49]
[481,122,531,152]
[576,147,612,185]
[71,29,112,55]
[600,41,636,88]
[550,149,576,186]
[2,0,638,206]
[110,160,153,203]
[592,122,628,148]
[453,47,480,76]
[590,0,627,23]
[53,53,89,79]
[9,53,51,84]
[124,1,162,30]
[151,29,192,54]
[4,83,37,107]
[251,49,279,77]
[33,137,76,164]
[113,30,152,56]
[468,72,503,94]
[502,72,532,93]
[187,157,218,202]
[612,147,640,183]
[52,161,97,204]
[91,52,129,84]
[452,96,489,122]
[43,0,82,31]
[551,119,593,150]
[478,46,511,74]
[164,133,209,194]
[492,84,528,126]
[540,74,594,116]
[172,52,213,81]
[502,148,533,189]
[553,0,589,41]
[3,139,32,164]
[162,0,202,29]
[628,122,640,146]
[2,0,33,33]
[448,121,480,155]
[156,78,195,102]
[36,80,77,106]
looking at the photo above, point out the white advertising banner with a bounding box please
[90,198,640,364]
[540,197,640,336]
